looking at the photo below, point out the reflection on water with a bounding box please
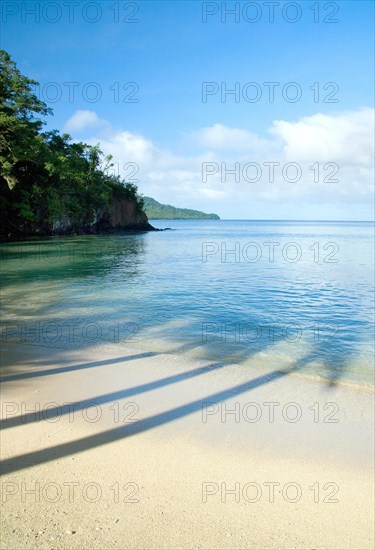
[0,235,146,285]
[1,221,374,387]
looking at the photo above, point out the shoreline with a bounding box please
[1,339,374,393]
[1,342,374,548]
[0,226,160,243]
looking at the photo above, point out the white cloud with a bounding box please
[63,110,109,133]
[94,130,156,164]
[63,108,374,219]
[198,188,228,199]
[188,123,265,151]
[271,108,374,164]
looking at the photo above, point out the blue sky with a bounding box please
[1,1,374,219]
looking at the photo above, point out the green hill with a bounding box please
[142,196,220,220]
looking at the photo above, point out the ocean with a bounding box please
[1,220,374,388]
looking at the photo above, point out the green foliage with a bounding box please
[0,50,51,192]
[142,196,220,220]
[0,50,144,237]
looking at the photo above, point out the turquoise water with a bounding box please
[1,220,374,387]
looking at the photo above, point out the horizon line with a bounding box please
[151,218,374,223]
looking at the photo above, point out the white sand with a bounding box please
[1,342,374,549]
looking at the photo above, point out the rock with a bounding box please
[95,197,157,233]
[3,197,157,239]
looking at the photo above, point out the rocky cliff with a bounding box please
[95,197,156,233]
[2,197,156,240]
[53,197,157,235]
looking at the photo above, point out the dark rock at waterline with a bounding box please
[95,197,157,233]
[1,197,159,240]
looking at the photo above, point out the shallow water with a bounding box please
[1,220,374,387]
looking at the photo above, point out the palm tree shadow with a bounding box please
[1,361,227,430]
[0,352,159,383]
[1,355,311,475]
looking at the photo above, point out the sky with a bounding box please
[1,0,374,220]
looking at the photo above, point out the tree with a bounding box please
[0,50,145,237]
[0,49,51,190]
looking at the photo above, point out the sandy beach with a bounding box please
[2,0,374,547]
[0,342,374,549]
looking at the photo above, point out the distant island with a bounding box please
[0,50,218,240]
[143,196,220,220]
